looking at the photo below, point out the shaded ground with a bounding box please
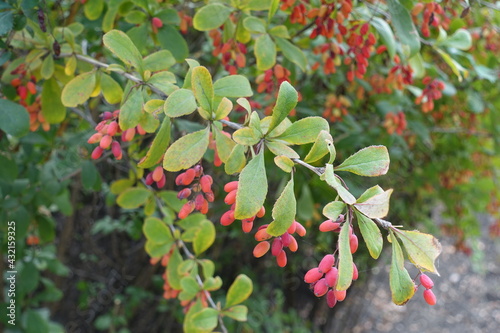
[325,214,500,333]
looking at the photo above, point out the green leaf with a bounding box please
[143,217,172,244]
[25,309,49,333]
[144,50,176,72]
[61,71,96,107]
[0,155,18,181]
[164,89,197,118]
[268,0,280,21]
[322,201,345,221]
[163,127,210,171]
[139,117,171,168]
[103,29,143,71]
[193,220,216,255]
[119,87,144,130]
[395,230,442,274]
[224,144,247,175]
[157,24,189,62]
[440,29,472,50]
[0,99,30,137]
[357,185,384,203]
[41,78,66,124]
[304,130,333,163]
[200,259,215,279]
[267,177,296,236]
[191,66,214,114]
[274,37,307,71]
[214,125,236,162]
[167,248,183,290]
[267,81,298,134]
[268,25,290,38]
[84,0,104,20]
[222,305,248,322]
[233,127,261,146]
[225,274,253,308]
[147,71,178,95]
[387,0,421,57]
[214,97,233,120]
[370,17,396,58]
[213,75,253,98]
[193,3,233,31]
[354,189,393,219]
[254,33,276,71]
[234,151,267,219]
[203,276,223,291]
[275,117,329,145]
[336,222,353,291]
[321,164,356,205]
[435,48,468,81]
[335,146,390,177]
[179,276,200,301]
[40,55,54,80]
[191,308,219,331]
[355,210,383,259]
[266,141,299,158]
[110,179,134,195]
[117,188,152,209]
[100,73,123,105]
[408,53,425,78]
[389,231,415,305]
[243,16,266,33]
[0,10,13,36]
[274,155,294,173]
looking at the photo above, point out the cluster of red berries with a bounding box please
[88,110,122,160]
[384,112,407,136]
[11,75,37,101]
[253,221,306,267]
[145,165,167,189]
[418,273,437,306]
[304,254,358,308]
[343,23,376,82]
[320,216,359,254]
[26,235,40,246]
[256,65,291,94]
[415,76,445,113]
[312,42,343,74]
[281,0,307,25]
[220,181,265,233]
[412,2,453,38]
[178,11,193,34]
[308,1,353,40]
[176,165,214,219]
[387,55,414,90]
[322,94,351,123]
[209,30,247,75]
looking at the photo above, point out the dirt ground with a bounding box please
[325,214,500,333]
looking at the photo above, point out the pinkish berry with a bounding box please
[177,188,192,199]
[313,278,329,297]
[352,263,359,280]
[253,241,270,258]
[242,219,253,233]
[194,194,205,211]
[287,222,296,234]
[193,165,203,177]
[87,132,103,144]
[145,173,154,186]
[288,234,298,252]
[294,221,306,237]
[350,234,358,254]
[304,268,323,284]
[325,267,339,287]
[318,255,335,273]
[178,201,195,219]
[224,190,237,205]
[102,111,113,120]
[111,141,122,159]
[281,232,291,247]
[100,135,112,149]
[175,173,185,186]
[107,121,119,136]
[326,290,337,308]
[276,250,287,267]
[220,210,235,226]
[91,146,104,159]
[334,289,346,301]
[136,124,146,135]
[152,166,164,182]
[183,168,196,185]
[255,228,272,241]
[205,191,214,202]
[319,220,341,232]
[200,175,213,193]
[423,289,436,305]
[156,174,166,188]
[224,181,238,192]
[271,238,283,256]
[420,274,434,289]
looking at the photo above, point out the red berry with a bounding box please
[87,132,103,144]
[253,241,270,258]
[271,237,283,256]
[26,81,37,94]
[17,86,27,100]
[281,232,291,247]
[224,181,238,192]
[194,194,205,211]
[304,267,323,284]
[254,228,272,241]
[107,121,119,136]
[175,173,185,186]
[205,191,215,202]
[326,290,337,308]
[334,289,346,301]
[423,289,436,305]
[182,168,196,185]
[152,166,164,182]
[91,146,104,159]
[349,234,358,254]
[294,221,306,237]
[111,141,122,159]
[156,174,166,189]
[220,210,235,226]
[352,263,359,280]
[152,17,163,28]
[325,267,339,287]
[314,278,329,297]
[224,189,237,205]
[177,188,192,199]
[102,111,113,120]
[288,234,298,252]
[287,222,297,234]
[178,201,195,219]
[241,219,253,233]
[276,250,287,267]
[318,254,335,273]
[419,274,434,289]
[145,173,154,186]
[122,128,135,142]
[200,175,213,193]
[100,135,113,149]
[319,220,341,232]
[256,206,266,218]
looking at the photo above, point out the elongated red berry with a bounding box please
[26,81,36,94]
[178,201,195,219]
[304,267,323,284]
[242,219,253,233]
[350,234,358,254]
[294,221,306,237]
[326,290,337,308]
[253,241,270,258]
[17,86,27,100]
[111,141,122,159]
[224,181,238,192]
[107,121,119,136]
[352,263,359,280]
[194,194,205,211]
[152,17,163,28]
[318,254,335,274]
[199,198,209,214]
[177,188,192,199]
[419,274,434,289]
[423,289,436,305]
[271,238,283,256]
[319,220,341,232]
[182,168,196,185]
[136,124,146,135]
[156,174,166,188]
[220,210,235,226]
[91,146,104,159]
[122,128,135,142]
[334,289,346,301]
[205,191,214,202]
[288,235,298,252]
[152,166,164,182]
[100,135,112,149]
[224,189,237,205]
[200,175,213,193]
[325,267,339,287]
[256,206,266,218]
[314,278,328,297]
[87,132,103,144]
[102,111,113,120]
[281,232,291,247]
[287,222,296,234]
[276,250,287,267]
[175,173,185,186]
[145,173,154,185]
[255,228,272,241]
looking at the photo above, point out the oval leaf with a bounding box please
[117,188,152,209]
[41,78,66,124]
[193,220,216,255]
[254,33,276,71]
[214,75,253,98]
[225,274,253,308]
[163,127,210,172]
[395,229,442,274]
[191,66,214,113]
[275,117,329,145]
[355,210,383,259]
[0,99,30,137]
[61,71,96,107]
[323,201,345,221]
[103,29,143,70]
[234,151,267,219]
[119,87,144,130]
[335,145,390,177]
[389,231,415,305]
[164,88,198,118]
[354,189,393,219]
[143,217,172,244]
[193,3,233,31]
[267,177,296,236]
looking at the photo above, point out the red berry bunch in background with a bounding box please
[308,0,353,40]
[253,221,306,267]
[145,165,167,189]
[256,65,300,116]
[312,42,343,74]
[10,64,37,101]
[151,249,181,300]
[24,96,50,132]
[176,165,214,219]
[281,0,308,25]
[209,29,247,75]
[343,22,376,81]
[384,111,407,135]
[322,94,351,122]
[412,2,453,38]
[418,273,437,305]
[387,55,414,90]
[88,110,124,160]
[178,11,193,34]
[220,181,265,233]
[415,76,445,113]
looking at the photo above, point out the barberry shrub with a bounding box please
[0,0,498,331]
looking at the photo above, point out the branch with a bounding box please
[58,53,168,98]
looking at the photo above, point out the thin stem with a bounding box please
[291,158,324,176]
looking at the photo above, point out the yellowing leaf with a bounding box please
[103,29,143,71]
[224,144,247,175]
[395,229,442,274]
[354,189,393,218]
[117,187,152,209]
[225,274,253,308]
[321,164,356,205]
[335,145,390,177]
[336,222,353,291]
[61,71,96,107]
[163,127,210,172]
[389,231,415,305]
[119,87,144,130]
[100,73,123,105]
[163,88,197,118]
[267,177,296,236]
[193,3,233,31]
[138,116,171,169]
[323,201,345,221]
[41,78,66,124]
[191,66,214,113]
[274,155,294,173]
[254,33,276,71]
[303,130,333,163]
